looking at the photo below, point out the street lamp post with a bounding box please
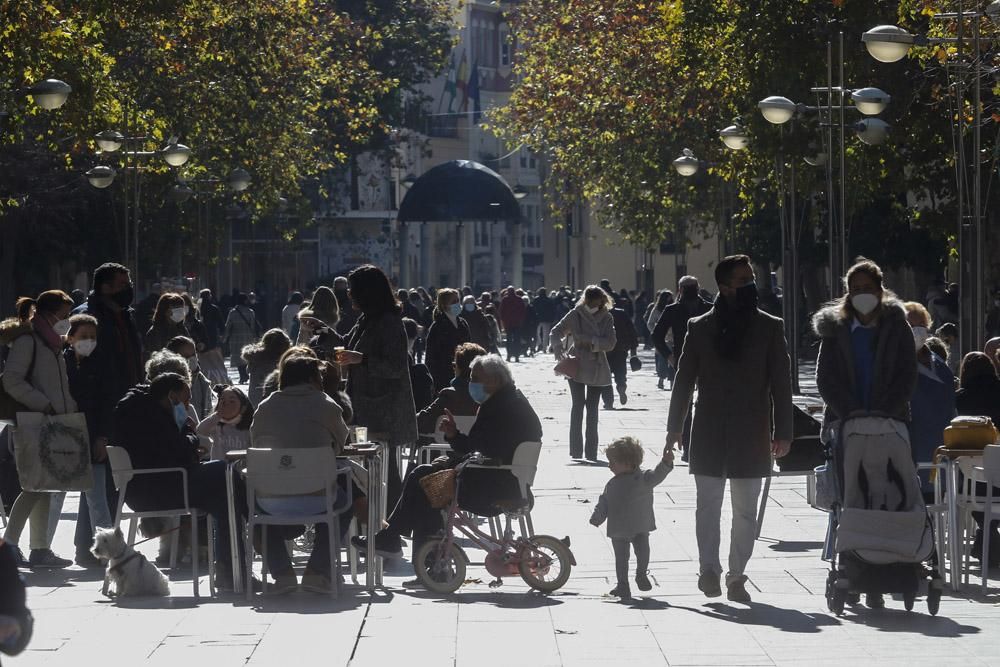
[863,8,988,354]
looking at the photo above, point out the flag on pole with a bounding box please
[439,51,457,114]
[467,62,481,124]
[456,51,469,112]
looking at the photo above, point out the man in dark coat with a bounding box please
[532,288,556,353]
[71,263,144,561]
[460,296,492,350]
[602,300,638,409]
[666,256,793,604]
[353,354,542,561]
[498,287,527,362]
[653,275,713,459]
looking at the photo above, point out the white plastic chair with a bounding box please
[465,441,541,537]
[417,414,476,465]
[243,447,353,599]
[105,446,214,598]
[918,461,950,583]
[970,445,1000,592]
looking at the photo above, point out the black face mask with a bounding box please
[730,282,758,312]
[111,285,134,308]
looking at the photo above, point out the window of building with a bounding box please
[499,23,511,67]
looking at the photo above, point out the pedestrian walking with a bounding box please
[498,286,527,362]
[646,290,675,389]
[551,285,617,461]
[143,293,190,361]
[666,255,793,603]
[222,293,261,383]
[425,288,471,391]
[2,290,77,569]
[282,291,304,336]
[602,299,639,409]
[812,257,916,607]
[460,295,492,350]
[590,436,674,599]
[197,289,229,384]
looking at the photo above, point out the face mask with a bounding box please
[52,319,71,336]
[73,339,97,357]
[851,293,879,316]
[912,326,929,350]
[449,303,462,317]
[468,381,489,404]
[169,307,187,323]
[111,285,134,308]
[186,356,199,374]
[731,282,758,311]
[172,401,188,430]
[464,303,475,313]
[585,305,599,315]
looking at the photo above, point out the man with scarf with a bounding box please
[652,275,713,460]
[665,255,793,603]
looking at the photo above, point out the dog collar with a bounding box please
[108,552,141,575]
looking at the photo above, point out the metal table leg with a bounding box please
[225,461,243,594]
[947,458,961,592]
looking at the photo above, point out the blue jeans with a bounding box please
[74,461,117,550]
[258,488,352,576]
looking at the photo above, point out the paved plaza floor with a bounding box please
[7,349,999,666]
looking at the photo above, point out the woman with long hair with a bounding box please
[646,289,675,389]
[144,293,190,361]
[550,285,617,461]
[241,328,292,406]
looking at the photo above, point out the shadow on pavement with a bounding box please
[241,591,369,614]
[839,604,981,637]
[701,601,841,633]
[397,588,567,608]
[765,540,825,553]
[21,568,106,586]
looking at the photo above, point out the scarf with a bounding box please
[32,314,63,351]
[712,295,755,362]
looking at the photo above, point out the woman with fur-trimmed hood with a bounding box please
[812,258,917,427]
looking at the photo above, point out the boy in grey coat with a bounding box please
[590,437,674,599]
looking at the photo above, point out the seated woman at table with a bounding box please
[955,351,1000,567]
[261,345,353,424]
[352,354,542,561]
[250,355,352,593]
[416,342,487,437]
[113,372,247,589]
[196,385,253,461]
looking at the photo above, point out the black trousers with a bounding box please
[568,380,602,459]
[601,352,629,407]
[505,327,522,360]
[612,533,650,587]
[385,463,444,539]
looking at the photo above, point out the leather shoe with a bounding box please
[726,576,751,603]
[697,572,722,598]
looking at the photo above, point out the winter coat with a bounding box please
[410,361,435,413]
[498,294,527,330]
[241,346,280,407]
[591,460,673,538]
[652,297,714,360]
[550,305,617,387]
[955,374,1000,425]
[345,311,418,446]
[909,353,956,489]
[2,324,77,415]
[196,413,252,461]
[112,385,200,511]
[251,384,349,453]
[72,293,144,430]
[416,376,480,434]
[64,347,106,459]
[281,303,301,335]
[666,307,794,478]
[812,299,917,425]
[199,301,224,350]
[190,370,215,420]
[260,367,354,424]
[425,312,471,391]
[144,322,190,361]
[446,383,542,516]
[223,305,260,366]
[532,295,556,323]
[462,307,492,350]
[608,307,638,357]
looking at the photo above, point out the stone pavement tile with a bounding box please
[454,620,561,667]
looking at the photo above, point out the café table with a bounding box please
[224,449,248,593]
[933,447,986,591]
[339,442,387,592]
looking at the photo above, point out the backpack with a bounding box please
[0,335,37,420]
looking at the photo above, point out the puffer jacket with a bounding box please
[550,305,617,386]
[812,298,917,424]
[2,322,77,415]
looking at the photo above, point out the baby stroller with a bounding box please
[821,415,943,616]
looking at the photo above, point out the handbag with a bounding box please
[13,412,93,492]
[553,355,581,380]
[942,415,998,449]
[629,354,642,372]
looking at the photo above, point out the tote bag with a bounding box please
[13,412,93,492]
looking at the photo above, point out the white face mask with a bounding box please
[169,307,187,323]
[73,339,97,357]
[585,305,599,315]
[912,326,929,350]
[851,293,879,316]
[53,319,71,336]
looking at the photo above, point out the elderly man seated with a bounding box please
[352,354,542,560]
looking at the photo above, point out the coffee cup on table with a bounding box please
[354,426,368,444]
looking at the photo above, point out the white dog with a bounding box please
[93,527,170,597]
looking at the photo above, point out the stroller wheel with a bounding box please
[903,591,915,612]
[830,584,847,616]
[927,582,942,616]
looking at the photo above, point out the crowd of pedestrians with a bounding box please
[3,253,1000,623]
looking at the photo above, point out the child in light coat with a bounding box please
[590,436,673,599]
